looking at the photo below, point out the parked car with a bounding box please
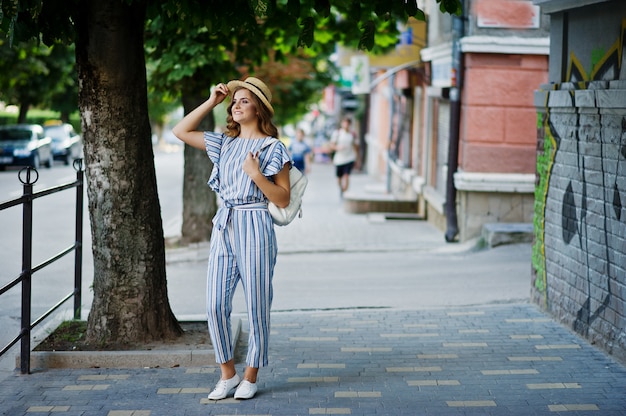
[0,124,53,171]
[43,122,83,165]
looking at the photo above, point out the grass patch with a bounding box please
[35,320,87,351]
[34,320,210,351]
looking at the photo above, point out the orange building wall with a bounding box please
[460,53,548,173]
[369,75,393,177]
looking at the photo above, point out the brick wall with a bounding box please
[461,53,548,173]
[534,83,626,363]
[532,2,626,364]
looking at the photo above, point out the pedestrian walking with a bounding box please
[329,116,359,197]
[289,127,312,173]
[172,77,291,400]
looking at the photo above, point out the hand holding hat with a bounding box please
[209,82,230,106]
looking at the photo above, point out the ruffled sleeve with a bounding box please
[261,138,292,177]
[204,131,224,164]
[204,132,225,193]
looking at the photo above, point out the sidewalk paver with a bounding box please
[1,304,626,415]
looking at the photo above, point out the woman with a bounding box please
[172,77,291,400]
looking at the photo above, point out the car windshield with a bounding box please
[43,127,67,140]
[0,129,31,142]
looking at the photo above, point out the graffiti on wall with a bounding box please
[535,18,626,337]
[567,17,626,82]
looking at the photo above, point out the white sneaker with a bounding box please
[234,380,258,399]
[207,374,240,400]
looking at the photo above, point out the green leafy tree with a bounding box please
[255,53,335,125]
[0,0,460,349]
[0,31,76,122]
[43,43,77,123]
[0,38,52,122]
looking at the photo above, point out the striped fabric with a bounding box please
[203,132,290,367]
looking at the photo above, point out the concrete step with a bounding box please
[481,222,534,248]
[342,183,418,215]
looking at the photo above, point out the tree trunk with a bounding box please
[75,0,182,345]
[180,90,218,245]
[17,103,29,123]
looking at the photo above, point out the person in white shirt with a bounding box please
[329,117,359,197]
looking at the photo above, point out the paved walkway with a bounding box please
[1,157,626,415]
[1,305,626,415]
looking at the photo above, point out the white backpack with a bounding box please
[268,164,308,226]
[264,138,308,226]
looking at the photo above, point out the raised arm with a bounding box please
[172,83,229,150]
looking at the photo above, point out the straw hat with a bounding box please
[226,77,274,115]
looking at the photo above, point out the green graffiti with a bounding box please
[590,47,606,74]
[532,112,555,303]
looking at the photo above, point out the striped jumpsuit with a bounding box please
[204,132,291,368]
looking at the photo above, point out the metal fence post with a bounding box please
[19,167,38,375]
[73,159,84,320]
[0,164,85,373]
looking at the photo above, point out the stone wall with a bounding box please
[533,5,626,363]
[457,190,535,242]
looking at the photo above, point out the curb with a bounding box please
[18,319,240,370]
[164,232,488,261]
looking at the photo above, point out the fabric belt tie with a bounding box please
[214,202,268,229]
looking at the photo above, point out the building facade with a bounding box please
[532,0,626,363]
[362,0,549,242]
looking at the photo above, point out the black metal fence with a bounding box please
[0,160,84,374]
